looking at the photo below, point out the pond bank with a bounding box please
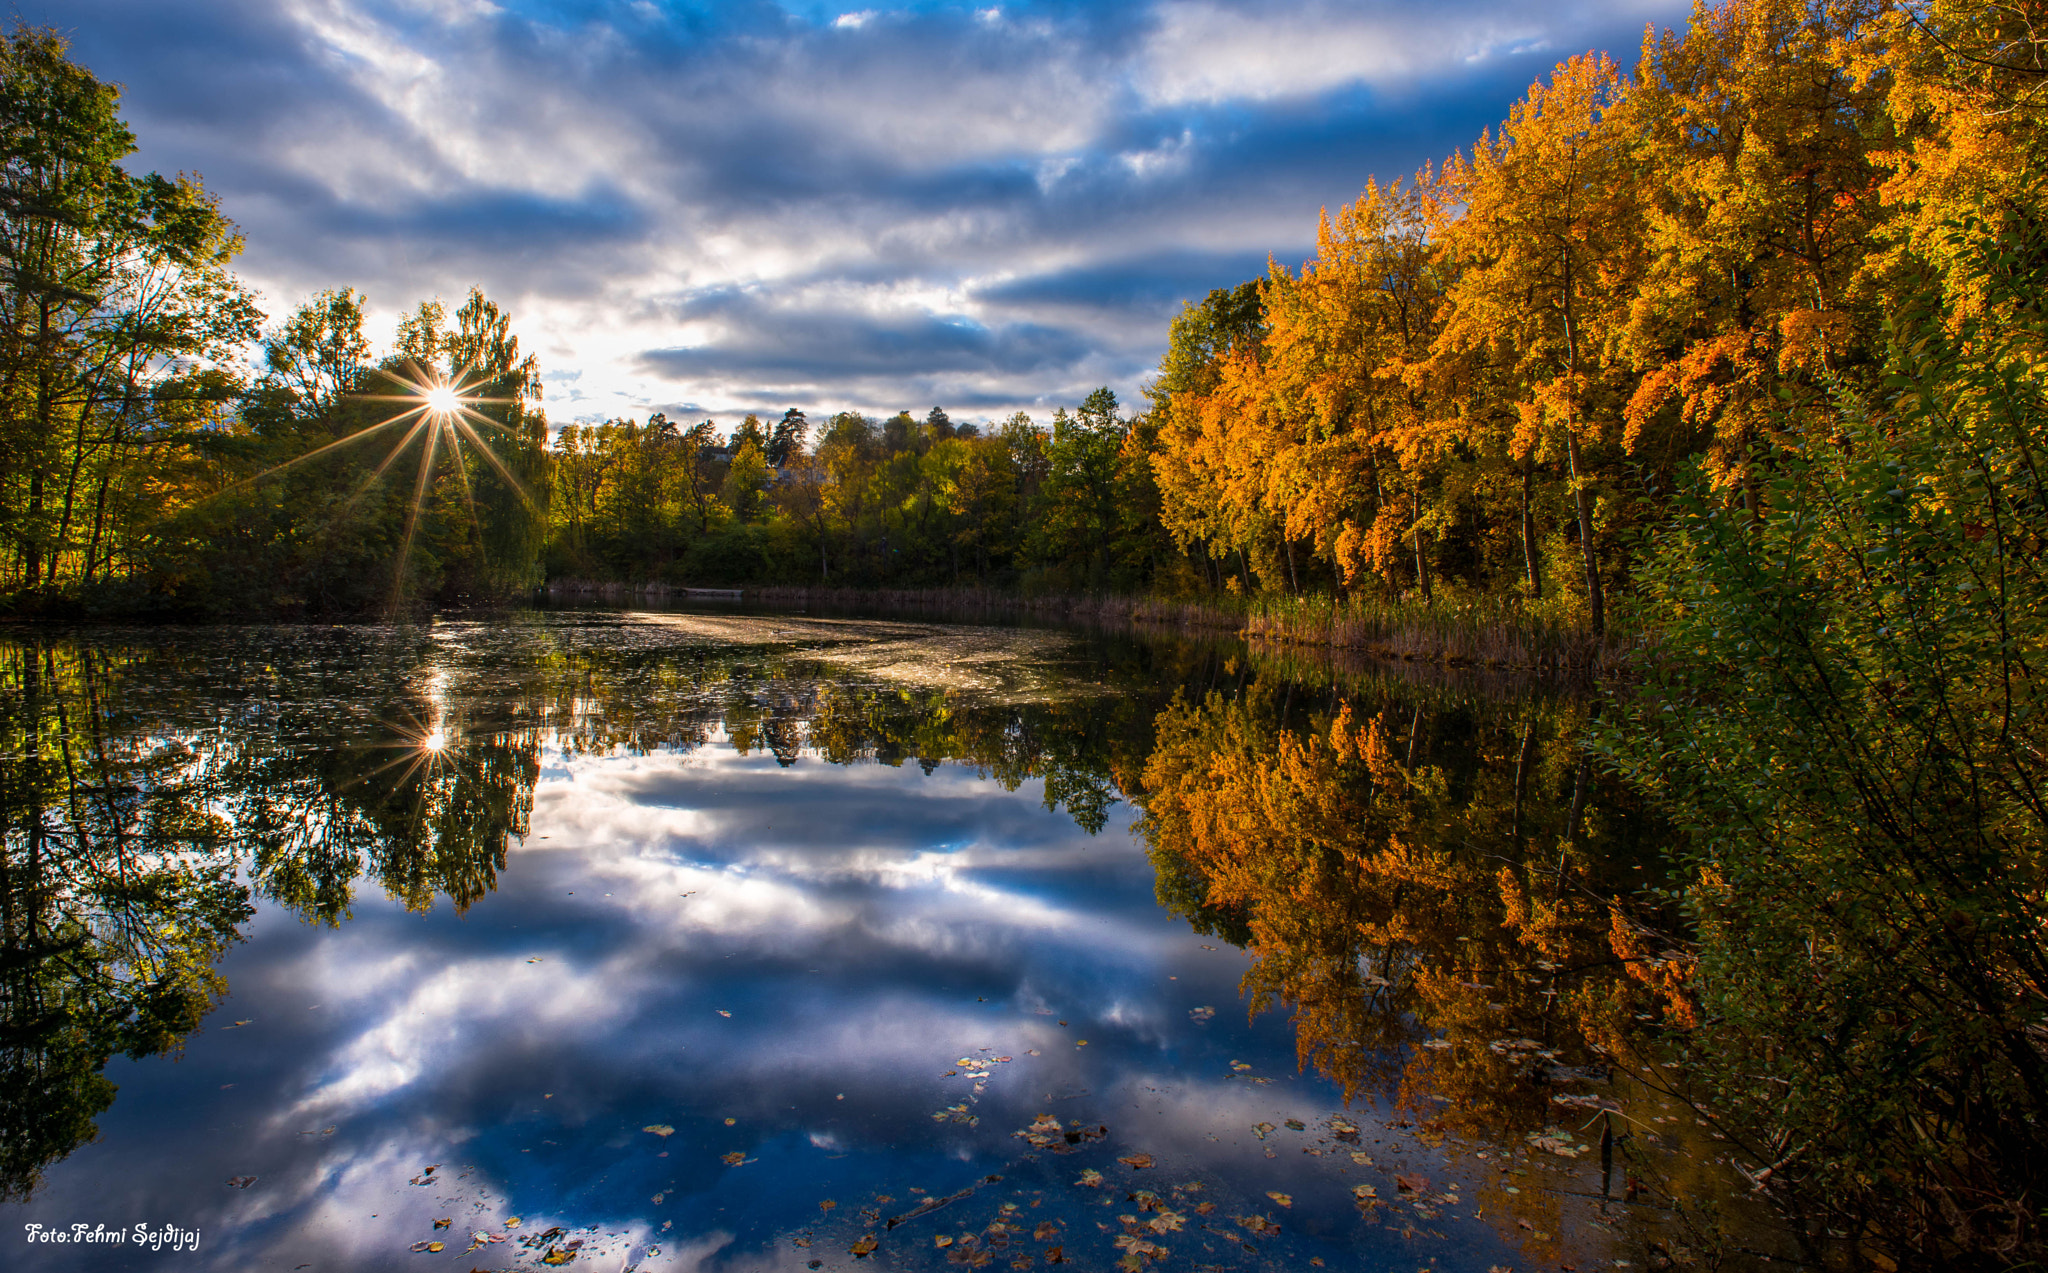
[539,580,1620,680]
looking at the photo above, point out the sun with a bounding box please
[424,385,462,415]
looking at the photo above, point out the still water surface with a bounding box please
[0,610,1743,1271]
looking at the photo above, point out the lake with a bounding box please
[0,608,1765,1271]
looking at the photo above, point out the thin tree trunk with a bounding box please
[1522,462,1542,598]
[1560,249,1605,635]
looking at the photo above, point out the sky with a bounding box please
[37,0,1693,431]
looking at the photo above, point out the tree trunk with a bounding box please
[1566,428,1603,635]
[1521,462,1542,598]
[1560,248,1605,635]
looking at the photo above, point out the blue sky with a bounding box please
[38,0,1691,429]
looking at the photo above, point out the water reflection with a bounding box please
[0,614,1765,1270]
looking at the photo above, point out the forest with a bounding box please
[0,2,2037,631]
[5,0,2048,1265]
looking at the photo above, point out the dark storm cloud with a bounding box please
[976,248,1278,314]
[23,0,1694,421]
[640,285,1090,388]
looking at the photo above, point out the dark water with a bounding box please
[0,611,1761,1272]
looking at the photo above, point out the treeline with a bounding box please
[1148,0,2046,637]
[545,390,1170,593]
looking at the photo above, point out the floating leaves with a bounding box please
[717,1010,732,1018]
[225,1176,257,1189]
[643,1125,674,1138]
[1265,1192,1292,1208]
[1527,1127,1585,1157]
[1075,1170,1103,1188]
[1112,1232,1168,1270]
[409,1240,445,1253]
[1252,1122,1274,1140]
[1393,1173,1430,1193]
[851,1235,879,1257]
[721,1151,746,1166]
[1188,1006,1214,1023]
[1116,1153,1154,1170]
[433,1218,451,1230]
[1015,1114,1065,1150]
[1234,1214,1280,1237]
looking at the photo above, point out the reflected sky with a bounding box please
[3,614,1620,1271]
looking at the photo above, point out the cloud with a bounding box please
[33,0,1695,425]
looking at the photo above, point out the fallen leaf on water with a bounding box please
[1045,1245,1066,1263]
[1075,1170,1103,1187]
[1352,1184,1377,1201]
[1075,1040,1088,1047]
[541,1248,576,1266]
[1265,1192,1292,1208]
[1350,1152,1373,1165]
[1283,1119,1305,1132]
[934,1235,953,1248]
[1252,1122,1274,1140]
[1033,1222,1059,1240]
[1194,1202,1216,1215]
[820,1200,837,1212]
[1188,1007,1214,1023]
[225,1176,256,1189]
[1394,1173,1430,1193]
[851,1235,879,1256]
[1026,1049,1039,1056]
[793,1238,811,1248]
[721,1152,746,1165]
[1116,1154,1153,1170]
[717,1010,731,1018]
[724,1117,737,1126]
[505,1218,521,1229]
[526,958,543,964]
[224,1020,252,1029]
[651,1192,665,1205]
[433,1218,451,1229]
[426,1243,444,1253]
[1230,1061,1252,1072]
[643,1125,674,1138]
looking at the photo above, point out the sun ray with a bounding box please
[391,414,444,606]
[442,417,489,564]
[449,414,537,507]
[195,410,426,506]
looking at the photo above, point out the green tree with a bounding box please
[0,24,259,595]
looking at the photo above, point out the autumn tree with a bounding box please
[1433,51,1645,634]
